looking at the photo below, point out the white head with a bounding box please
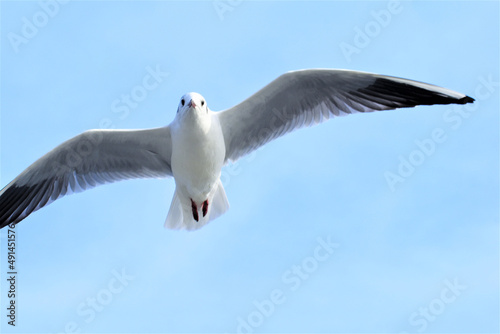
[177,92,208,115]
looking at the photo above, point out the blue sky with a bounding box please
[0,1,498,333]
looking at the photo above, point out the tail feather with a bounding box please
[164,180,229,231]
[164,190,184,230]
[208,180,229,221]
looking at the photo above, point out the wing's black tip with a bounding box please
[459,95,475,104]
[0,184,38,229]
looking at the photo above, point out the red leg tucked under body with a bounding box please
[190,199,199,222]
[202,200,209,217]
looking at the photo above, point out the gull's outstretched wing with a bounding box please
[0,127,172,228]
[218,69,474,162]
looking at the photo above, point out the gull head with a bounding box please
[177,92,208,115]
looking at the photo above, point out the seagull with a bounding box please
[0,69,474,230]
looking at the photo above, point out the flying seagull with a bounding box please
[0,69,474,230]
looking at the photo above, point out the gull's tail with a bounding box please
[164,180,229,231]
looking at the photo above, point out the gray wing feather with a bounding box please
[218,69,474,162]
[0,126,172,227]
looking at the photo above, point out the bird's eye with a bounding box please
[181,99,185,106]
[201,100,205,107]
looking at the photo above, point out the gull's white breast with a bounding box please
[170,110,226,202]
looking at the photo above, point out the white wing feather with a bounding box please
[218,69,473,162]
[0,127,172,227]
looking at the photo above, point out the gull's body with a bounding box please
[0,69,474,230]
[168,93,228,229]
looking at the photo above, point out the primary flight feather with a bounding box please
[0,69,474,230]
